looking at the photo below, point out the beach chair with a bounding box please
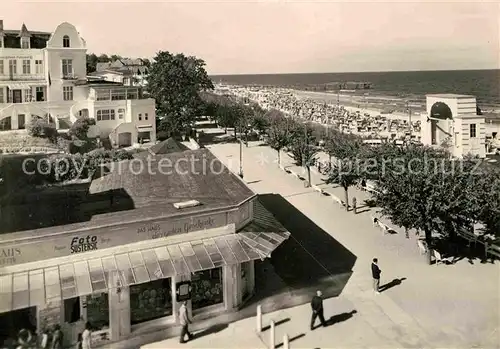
[433,250,443,265]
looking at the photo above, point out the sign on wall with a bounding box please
[0,211,232,267]
[176,281,192,302]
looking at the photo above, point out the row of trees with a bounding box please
[245,108,500,264]
[86,53,151,73]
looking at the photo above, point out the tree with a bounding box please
[288,124,318,186]
[68,117,96,140]
[27,118,58,142]
[147,51,214,137]
[251,114,270,135]
[265,110,294,166]
[324,129,367,210]
[372,144,485,264]
[86,53,98,73]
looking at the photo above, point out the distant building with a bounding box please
[89,58,148,87]
[0,20,156,146]
[420,94,486,158]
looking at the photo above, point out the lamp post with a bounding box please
[239,137,243,179]
[406,100,412,141]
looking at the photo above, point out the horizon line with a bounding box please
[209,67,500,76]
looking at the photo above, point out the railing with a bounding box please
[62,74,79,80]
[0,74,46,81]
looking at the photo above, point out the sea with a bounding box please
[211,69,500,114]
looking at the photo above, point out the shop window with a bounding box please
[85,293,110,330]
[0,306,36,345]
[191,268,223,310]
[130,278,173,325]
[64,297,81,323]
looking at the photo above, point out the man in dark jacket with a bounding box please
[310,290,327,330]
[371,258,381,293]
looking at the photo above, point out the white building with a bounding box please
[0,21,156,146]
[420,94,486,158]
[89,59,148,87]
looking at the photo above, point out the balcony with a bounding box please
[0,73,46,81]
[62,74,79,80]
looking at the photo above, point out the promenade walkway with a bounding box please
[142,141,499,349]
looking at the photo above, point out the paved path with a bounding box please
[144,141,500,349]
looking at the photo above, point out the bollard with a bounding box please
[256,305,262,332]
[283,334,289,349]
[270,320,275,349]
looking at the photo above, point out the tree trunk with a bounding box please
[224,127,227,134]
[343,186,349,211]
[424,228,433,265]
[306,166,311,187]
[277,149,281,165]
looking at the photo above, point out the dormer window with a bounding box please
[20,37,30,49]
[63,35,70,48]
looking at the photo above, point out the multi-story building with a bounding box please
[89,59,148,87]
[0,21,156,146]
[420,94,486,158]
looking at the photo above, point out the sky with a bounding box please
[3,0,499,74]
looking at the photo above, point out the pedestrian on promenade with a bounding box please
[352,197,357,214]
[361,178,366,191]
[310,290,327,330]
[82,322,91,349]
[371,258,381,294]
[179,301,193,343]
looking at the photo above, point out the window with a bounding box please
[63,86,73,101]
[191,268,224,310]
[35,60,43,74]
[62,35,70,48]
[127,89,138,100]
[35,87,44,102]
[145,113,148,120]
[22,60,30,74]
[111,89,126,100]
[62,59,73,77]
[138,113,142,121]
[130,279,173,325]
[96,109,115,121]
[21,37,30,49]
[0,60,3,74]
[96,89,110,101]
[118,108,125,119]
[9,60,17,75]
[64,297,81,323]
[470,124,477,138]
[0,88,4,103]
[123,77,129,86]
[24,89,32,102]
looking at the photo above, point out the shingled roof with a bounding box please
[148,138,189,155]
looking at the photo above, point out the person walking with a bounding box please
[179,301,193,343]
[81,323,91,349]
[352,197,357,214]
[310,290,327,330]
[371,258,381,294]
[51,325,63,349]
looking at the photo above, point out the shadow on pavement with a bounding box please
[192,323,228,339]
[275,333,306,348]
[262,318,290,331]
[257,193,357,300]
[380,278,406,292]
[326,310,357,326]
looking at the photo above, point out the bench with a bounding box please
[278,163,287,172]
[290,170,302,179]
[311,184,324,195]
[457,228,479,248]
[371,215,391,235]
[331,194,345,207]
[485,243,500,260]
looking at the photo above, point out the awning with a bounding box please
[137,125,153,132]
[7,83,40,90]
[0,202,289,313]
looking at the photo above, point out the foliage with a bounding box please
[26,118,58,142]
[147,51,214,136]
[289,125,317,167]
[265,110,295,165]
[68,117,97,140]
[251,114,270,135]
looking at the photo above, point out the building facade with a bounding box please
[0,149,289,347]
[90,59,148,87]
[0,21,156,146]
[420,94,486,158]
